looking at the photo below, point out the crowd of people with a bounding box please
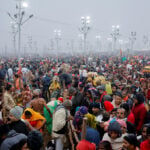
[0,54,150,150]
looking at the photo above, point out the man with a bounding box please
[69,87,85,116]
[30,89,52,117]
[7,106,29,135]
[2,84,15,123]
[116,108,126,121]
[52,100,73,150]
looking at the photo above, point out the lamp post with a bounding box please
[10,22,18,55]
[96,35,101,52]
[79,16,91,53]
[54,29,61,52]
[129,31,136,51]
[7,0,33,57]
[111,25,120,51]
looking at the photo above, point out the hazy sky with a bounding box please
[1,0,150,52]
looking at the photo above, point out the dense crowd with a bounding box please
[0,54,150,150]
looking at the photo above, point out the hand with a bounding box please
[67,115,74,121]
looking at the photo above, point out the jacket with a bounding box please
[132,103,147,132]
[0,130,27,150]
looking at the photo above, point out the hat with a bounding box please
[97,85,105,91]
[10,106,23,120]
[117,119,127,129]
[76,140,96,150]
[58,97,64,103]
[104,95,112,101]
[108,121,122,136]
[124,134,138,147]
[92,103,101,109]
[115,91,122,98]
[104,101,114,112]
[79,106,88,115]
[63,100,72,107]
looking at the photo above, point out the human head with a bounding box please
[9,106,23,121]
[27,130,43,150]
[123,134,138,149]
[142,124,150,140]
[5,83,12,91]
[92,103,101,115]
[108,121,122,139]
[68,87,76,96]
[120,103,130,117]
[114,92,122,106]
[111,84,117,93]
[24,111,32,119]
[97,85,105,94]
[63,100,72,110]
[117,108,125,119]
[117,119,127,134]
[110,108,117,118]
[133,93,145,105]
[146,126,150,142]
[98,141,112,150]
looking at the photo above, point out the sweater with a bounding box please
[132,103,147,132]
[140,140,150,150]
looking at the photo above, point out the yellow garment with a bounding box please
[105,82,112,95]
[85,113,96,129]
[49,80,60,91]
[22,108,46,130]
[93,76,106,86]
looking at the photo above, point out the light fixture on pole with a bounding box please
[111,25,120,51]
[79,16,91,53]
[129,31,136,51]
[54,29,61,52]
[7,0,33,57]
[95,35,101,52]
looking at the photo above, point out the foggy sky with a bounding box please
[1,0,150,52]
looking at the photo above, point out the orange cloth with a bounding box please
[22,108,46,130]
[15,78,23,90]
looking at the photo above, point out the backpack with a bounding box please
[53,105,68,134]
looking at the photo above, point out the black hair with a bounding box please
[99,141,112,150]
[10,139,27,150]
[25,111,32,117]
[5,83,12,91]
[27,130,43,150]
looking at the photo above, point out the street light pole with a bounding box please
[79,16,91,53]
[54,29,61,52]
[7,0,33,57]
[111,25,120,51]
[129,31,136,52]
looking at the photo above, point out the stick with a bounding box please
[81,117,87,140]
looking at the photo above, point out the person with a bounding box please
[138,124,150,144]
[7,106,28,135]
[122,134,139,150]
[102,121,123,150]
[0,129,27,150]
[30,89,52,117]
[2,83,15,123]
[68,87,84,116]
[22,108,46,132]
[27,130,43,150]
[140,126,150,150]
[52,100,73,150]
[98,141,112,150]
[111,92,123,108]
[76,139,96,150]
[116,108,126,121]
[132,93,147,134]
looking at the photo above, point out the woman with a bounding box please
[22,108,46,133]
[121,134,139,150]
